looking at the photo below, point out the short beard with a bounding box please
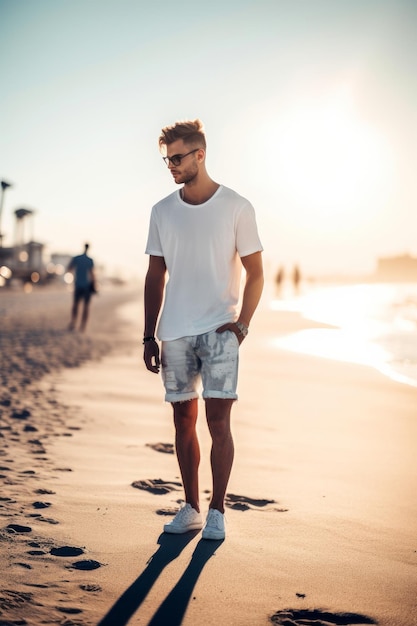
[178,164,198,185]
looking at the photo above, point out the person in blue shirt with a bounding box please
[67,243,96,332]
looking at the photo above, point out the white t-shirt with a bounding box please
[145,185,263,340]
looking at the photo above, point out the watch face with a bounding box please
[236,322,248,336]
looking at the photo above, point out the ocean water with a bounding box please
[271,282,417,388]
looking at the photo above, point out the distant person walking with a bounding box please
[275,266,285,295]
[67,243,96,332]
[143,119,264,540]
[292,264,301,293]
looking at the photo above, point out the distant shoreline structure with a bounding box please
[373,253,417,282]
[308,253,417,284]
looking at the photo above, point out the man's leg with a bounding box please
[172,398,200,512]
[205,398,234,514]
[69,295,79,330]
[80,297,90,332]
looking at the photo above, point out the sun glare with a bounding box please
[258,87,394,231]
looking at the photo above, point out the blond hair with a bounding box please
[159,119,206,150]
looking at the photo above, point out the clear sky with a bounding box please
[1,0,416,280]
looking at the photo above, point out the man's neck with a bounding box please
[181,177,220,205]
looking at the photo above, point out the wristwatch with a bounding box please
[235,321,249,338]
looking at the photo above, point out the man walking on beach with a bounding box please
[67,243,96,332]
[143,119,264,540]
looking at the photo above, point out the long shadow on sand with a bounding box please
[97,531,223,626]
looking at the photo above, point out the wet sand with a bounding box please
[1,287,416,625]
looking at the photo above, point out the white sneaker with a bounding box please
[163,503,203,534]
[202,508,225,540]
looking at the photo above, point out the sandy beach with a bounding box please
[1,286,416,626]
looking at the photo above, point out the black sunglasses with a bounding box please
[163,149,199,167]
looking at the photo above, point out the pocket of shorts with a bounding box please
[227,329,240,348]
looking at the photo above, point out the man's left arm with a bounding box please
[217,251,264,344]
[89,263,97,292]
[238,250,264,327]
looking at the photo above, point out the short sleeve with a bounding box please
[145,207,164,256]
[236,202,263,258]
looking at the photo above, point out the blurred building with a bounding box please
[0,208,46,285]
[48,252,72,280]
[375,254,417,281]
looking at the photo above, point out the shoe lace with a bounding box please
[208,509,223,528]
[176,503,194,522]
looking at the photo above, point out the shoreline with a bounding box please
[270,280,417,389]
[1,293,416,625]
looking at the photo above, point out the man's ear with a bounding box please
[197,148,206,163]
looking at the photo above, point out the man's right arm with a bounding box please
[143,255,166,373]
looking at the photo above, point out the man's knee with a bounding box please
[173,399,198,428]
[205,399,233,438]
[205,398,233,420]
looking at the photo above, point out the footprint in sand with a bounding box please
[131,478,182,495]
[23,424,38,432]
[10,408,31,420]
[270,609,377,625]
[50,546,85,557]
[27,515,59,525]
[6,523,32,533]
[225,493,288,512]
[0,589,35,611]
[0,496,16,504]
[155,505,182,517]
[32,501,52,509]
[56,606,83,615]
[146,442,175,454]
[70,559,103,570]
[80,583,102,592]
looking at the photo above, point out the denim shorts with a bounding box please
[74,286,92,302]
[161,329,239,403]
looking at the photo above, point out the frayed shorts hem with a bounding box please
[202,391,238,401]
[164,391,238,403]
[165,391,198,403]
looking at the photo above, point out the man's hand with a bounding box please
[216,322,245,345]
[143,340,160,373]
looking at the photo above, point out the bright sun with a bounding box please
[255,87,394,232]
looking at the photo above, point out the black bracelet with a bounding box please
[143,336,156,344]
